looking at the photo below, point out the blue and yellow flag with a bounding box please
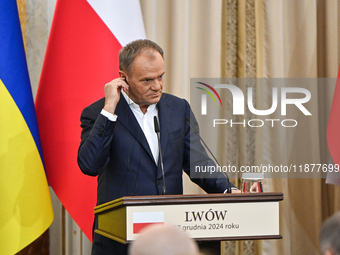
[0,1,53,254]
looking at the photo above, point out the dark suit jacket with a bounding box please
[78,93,232,255]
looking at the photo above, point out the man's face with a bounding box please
[122,50,165,109]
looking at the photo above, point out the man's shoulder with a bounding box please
[161,93,188,105]
[86,97,105,109]
[89,97,105,107]
[81,97,105,116]
[159,93,191,119]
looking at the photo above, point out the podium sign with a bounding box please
[94,193,283,244]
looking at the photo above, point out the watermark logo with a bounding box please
[196,82,222,115]
[194,79,312,128]
[210,84,312,116]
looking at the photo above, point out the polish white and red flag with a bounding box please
[133,212,165,234]
[35,0,146,241]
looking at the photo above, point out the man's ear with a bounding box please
[119,70,129,86]
[119,70,126,78]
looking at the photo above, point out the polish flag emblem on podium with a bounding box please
[133,212,164,234]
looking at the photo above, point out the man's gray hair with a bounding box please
[119,39,164,74]
[320,211,340,255]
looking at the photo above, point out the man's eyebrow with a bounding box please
[141,72,165,80]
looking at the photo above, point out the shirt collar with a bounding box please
[121,90,157,112]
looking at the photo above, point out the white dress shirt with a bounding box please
[100,91,159,164]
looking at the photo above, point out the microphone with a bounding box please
[154,116,167,195]
[186,118,231,193]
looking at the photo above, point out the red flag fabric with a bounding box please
[35,0,145,240]
[327,67,340,170]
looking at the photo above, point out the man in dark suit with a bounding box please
[78,39,238,255]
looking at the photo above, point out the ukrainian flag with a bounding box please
[0,1,53,254]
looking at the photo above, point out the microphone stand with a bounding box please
[154,116,167,195]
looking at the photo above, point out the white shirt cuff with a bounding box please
[101,109,117,121]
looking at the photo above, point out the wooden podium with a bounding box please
[94,192,283,244]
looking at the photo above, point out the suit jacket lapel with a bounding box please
[158,94,171,155]
[115,97,155,163]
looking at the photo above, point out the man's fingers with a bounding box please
[105,78,129,92]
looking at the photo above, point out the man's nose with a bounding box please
[151,80,161,90]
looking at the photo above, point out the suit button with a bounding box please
[157,180,161,185]
[98,127,105,137]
